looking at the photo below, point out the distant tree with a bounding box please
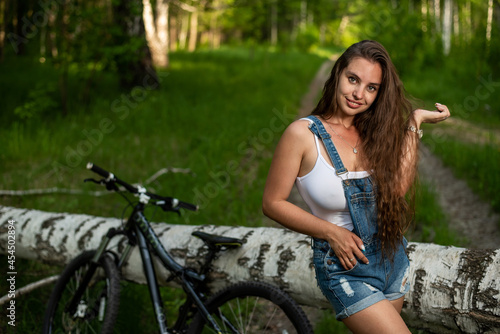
[143,0,169,67]
[0,0,5,61]
[112,0,159,89]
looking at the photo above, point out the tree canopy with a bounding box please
[1,0,499,117]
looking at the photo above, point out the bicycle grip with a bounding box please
[178,201,199,212]
[87,162,111,179]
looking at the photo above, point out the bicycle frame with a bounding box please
[47,163,314,334]
[68,202,224,334]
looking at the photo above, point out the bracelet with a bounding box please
[407,125,423,139]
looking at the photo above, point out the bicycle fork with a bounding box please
[65,228,121,316]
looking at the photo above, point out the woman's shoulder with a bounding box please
[277,118,314,149]
[284,118,313,136]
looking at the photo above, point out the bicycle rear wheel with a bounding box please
[188,281,313,334]
[42,250,121,334]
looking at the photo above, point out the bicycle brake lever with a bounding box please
[165,206,181,216]
[105,181,119,192]
[159,202,181,216]
[84,178,119,192]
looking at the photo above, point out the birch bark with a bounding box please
[143,0,169,67]
[1,206,499,333]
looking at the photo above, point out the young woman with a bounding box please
[262,40,450,333]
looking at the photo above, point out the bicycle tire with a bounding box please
[42,250,121,334]
[188,281,313,334]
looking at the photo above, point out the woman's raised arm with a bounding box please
[399,103,451,195]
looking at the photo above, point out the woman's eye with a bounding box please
[368,86,377,92]
[348,77,356,83]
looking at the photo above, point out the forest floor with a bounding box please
[286,55,500,250]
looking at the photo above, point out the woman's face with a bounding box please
[336,57,382,118]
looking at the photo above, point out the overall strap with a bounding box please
[306,115,348,176]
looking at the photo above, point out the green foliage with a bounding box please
[14,83,59,119]
[314,310,349,334]
[295,25,320,52]
[219,0,267,43]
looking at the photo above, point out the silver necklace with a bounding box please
[324,121,359,154]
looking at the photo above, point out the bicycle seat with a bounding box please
[192,231,243,249]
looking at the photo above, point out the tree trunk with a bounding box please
[453,1,459,38]
[486,0,494,55]
[58,0,69,117]
[442,0,452,55]
[270,0,277,46]
[39,2,58,62]
[209,11,220,49]
[421,0,428,33]
[14,0,28,55]
[188,10,198,51]
[112,0,159,89]
[0,0,6,61]
[464,0,472,43]
[178,12,189,50]
[434,0,441,33]
[143,0,169,68]
[1,205,499,333]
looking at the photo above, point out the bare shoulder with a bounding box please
[274,118,314,158]
[282,118,312,141]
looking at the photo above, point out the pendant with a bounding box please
[353,148,358,154]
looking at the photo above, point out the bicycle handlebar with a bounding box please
[86,162,198,212]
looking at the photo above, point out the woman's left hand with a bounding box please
[413,103,451,126]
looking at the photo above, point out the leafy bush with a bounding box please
[14,83,60,120]
[295,25,320,52]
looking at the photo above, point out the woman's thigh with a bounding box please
[341,299,410,334]
[389,296,405,314]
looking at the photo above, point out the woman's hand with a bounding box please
[413,103,451,127]
[326,226,369,270]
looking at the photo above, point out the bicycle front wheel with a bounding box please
[42,250,121,334]
[188,281,313,334]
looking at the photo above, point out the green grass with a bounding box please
[314,310,350,333]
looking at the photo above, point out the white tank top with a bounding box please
[295,119,369,231]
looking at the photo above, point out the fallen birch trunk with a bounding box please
[0,206,498,333]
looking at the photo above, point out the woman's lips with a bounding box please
[346,97,363,109]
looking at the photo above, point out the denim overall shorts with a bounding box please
[306,115,410,320]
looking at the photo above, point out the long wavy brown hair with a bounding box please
[312,40,416,258]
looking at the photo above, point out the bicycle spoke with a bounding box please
[263,304,279,333]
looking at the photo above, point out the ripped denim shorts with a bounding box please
[312,237,410,320]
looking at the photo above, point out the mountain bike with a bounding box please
[42,162,313,334]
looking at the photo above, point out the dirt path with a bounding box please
[418,139,500,249]
[426,117,500,146]
[278,56,500,250]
